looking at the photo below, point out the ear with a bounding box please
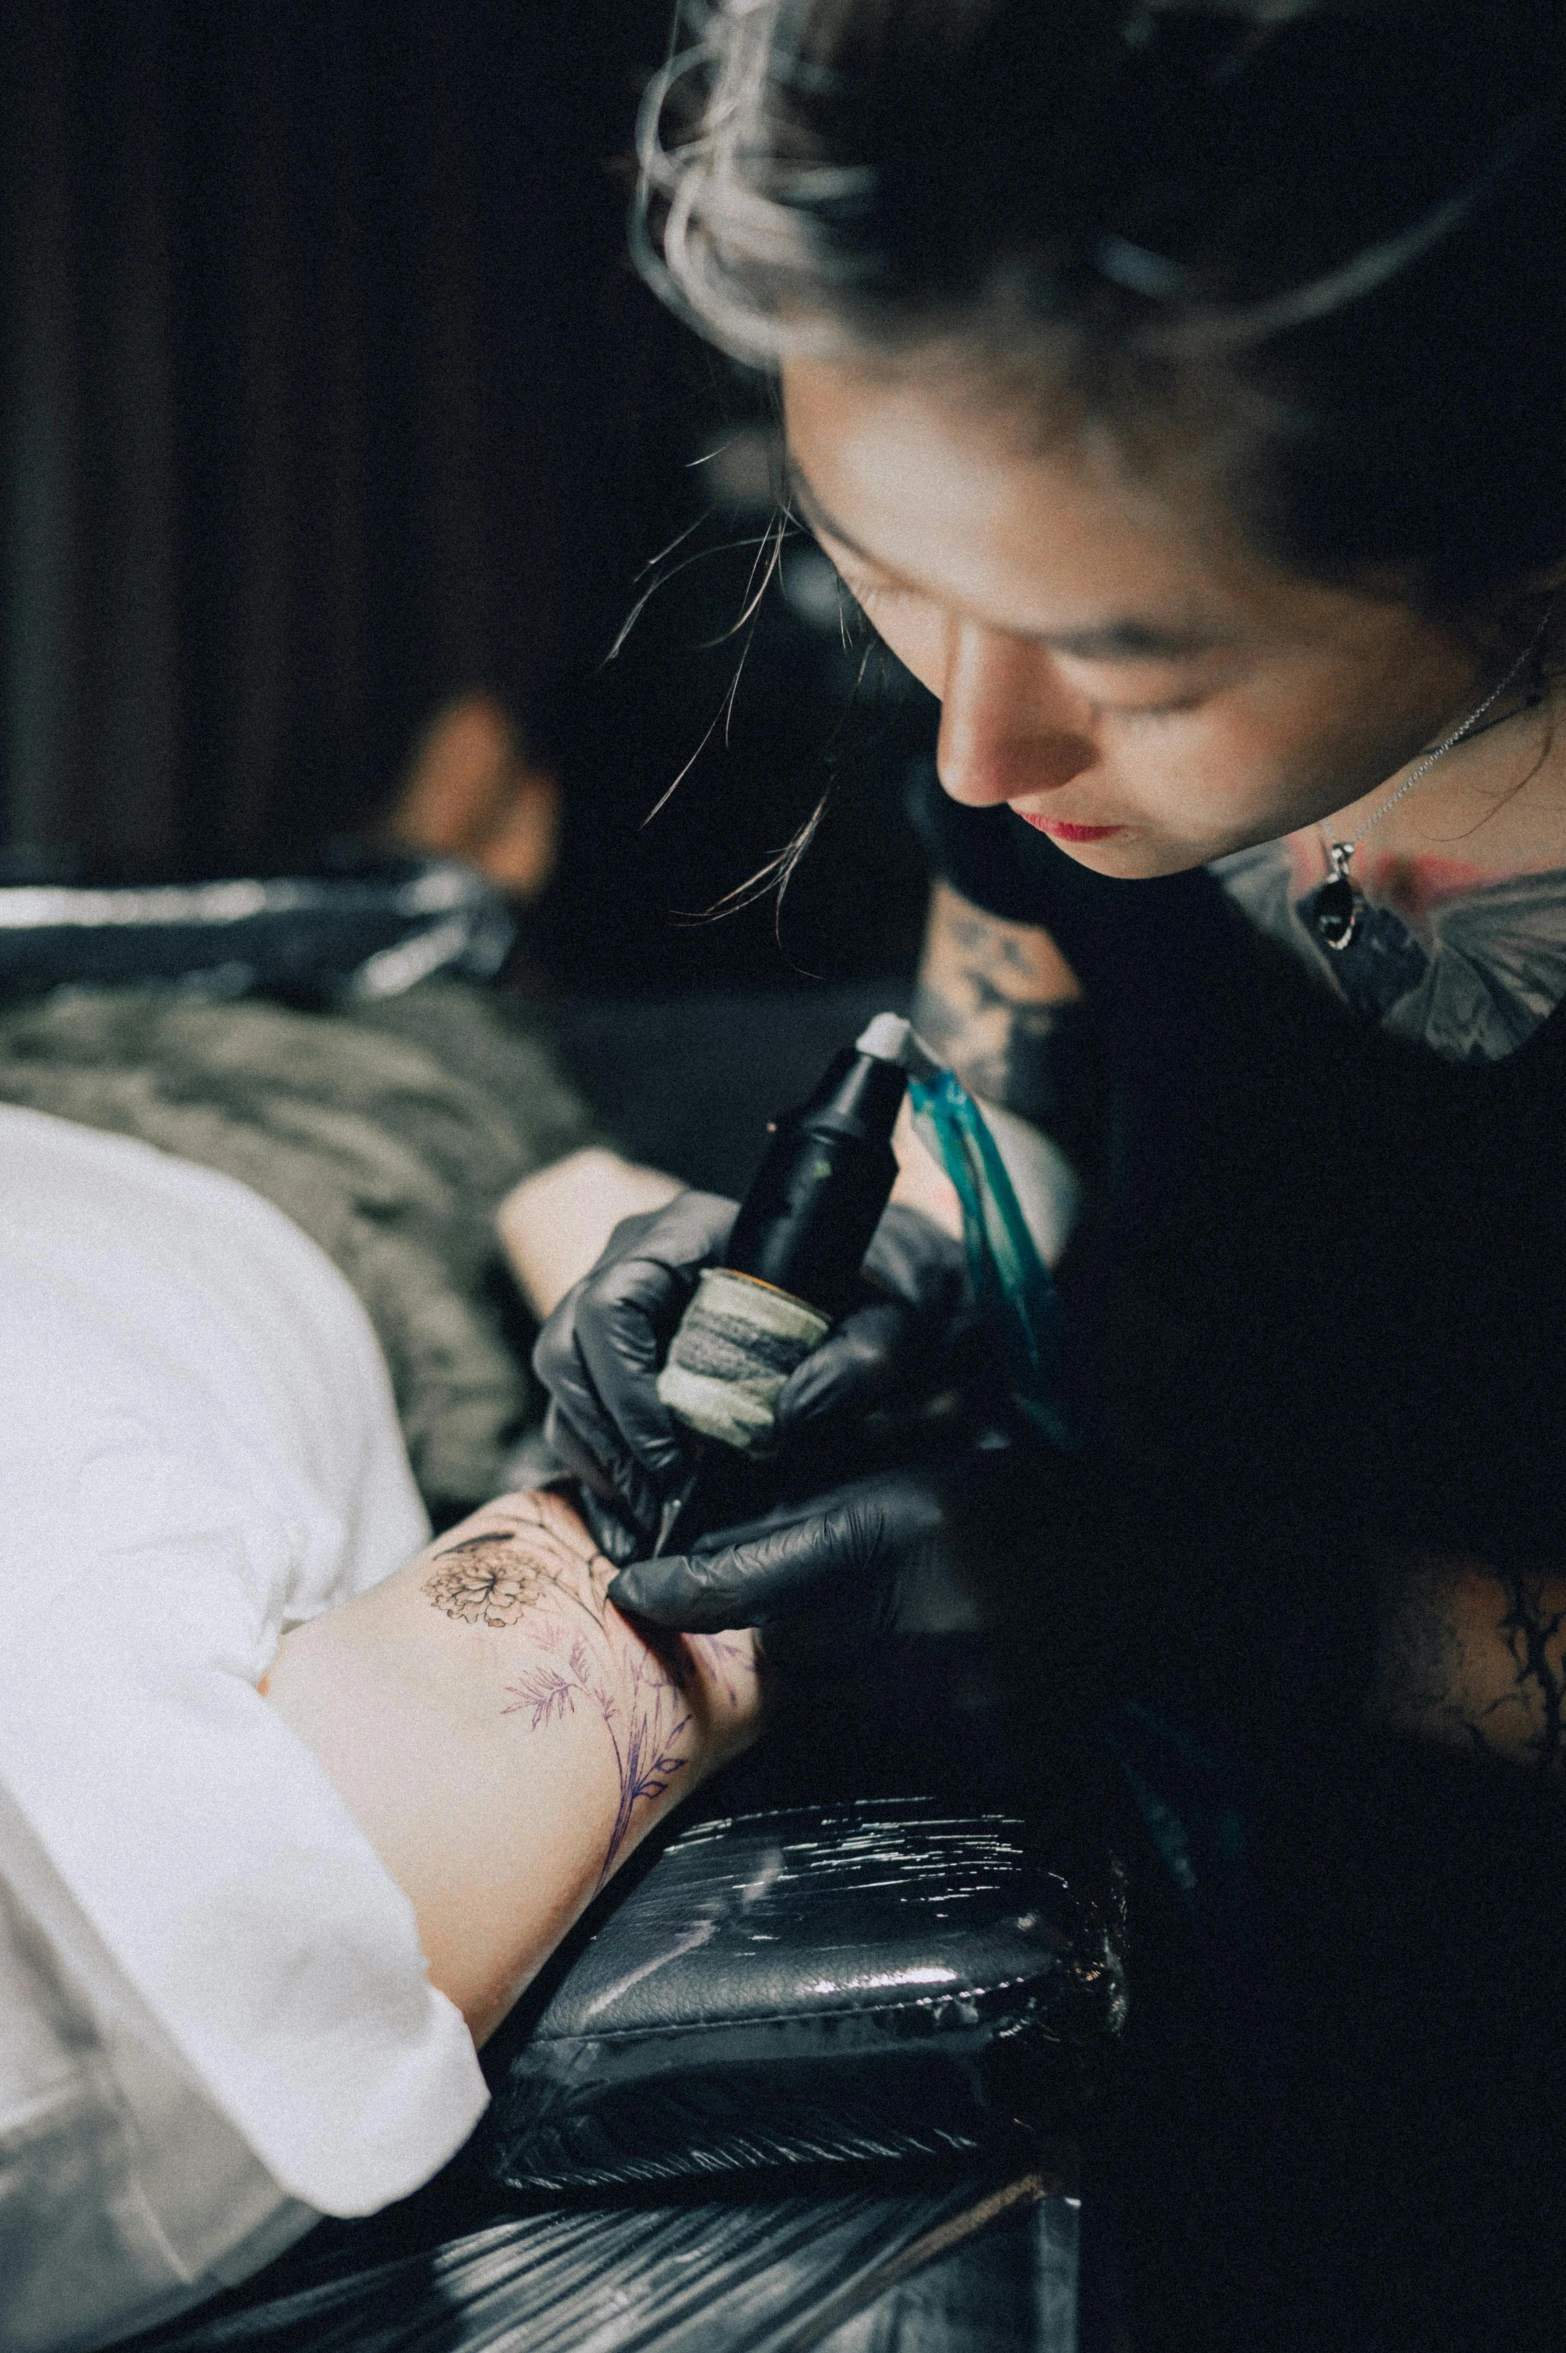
[476,765,561,902]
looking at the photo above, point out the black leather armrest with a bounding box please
[489,1796,1126,2193]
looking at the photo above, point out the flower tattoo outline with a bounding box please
[423,1490,704,1884]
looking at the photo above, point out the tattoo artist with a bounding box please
[533,8,1566,2350]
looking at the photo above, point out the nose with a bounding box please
[936,622,1097,808]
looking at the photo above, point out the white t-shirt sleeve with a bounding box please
[0,1775,317,2353]
[0,1109,490,2346]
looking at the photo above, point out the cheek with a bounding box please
[1118,688,1418,848]
[1095,702,1336,844]
[1186,683,1396,811]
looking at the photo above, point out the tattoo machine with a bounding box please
[655,1013,911,1468]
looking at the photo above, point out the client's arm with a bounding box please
[262,1487,760,2044]
[497,1150,685,1319]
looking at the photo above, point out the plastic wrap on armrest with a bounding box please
[0,858,513,1004]
[136,2165,1068,2353]
[489,1797,1125,2193]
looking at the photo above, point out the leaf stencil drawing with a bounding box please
[427,1496,719,1882]
[505,1667,578,1729]
[433,1492,708,1887]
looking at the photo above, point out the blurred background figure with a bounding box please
[384,690,561,903]
[0,0,946,1492]
[0,0,932,999]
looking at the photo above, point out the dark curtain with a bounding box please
[0,0,681,881]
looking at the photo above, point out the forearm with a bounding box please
[906,881,1097,1263]
[911,880,1102,1163]
[496,1149,685,1319]
[263,1488,760,2045]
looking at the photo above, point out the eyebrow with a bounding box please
[786,459,1226,662]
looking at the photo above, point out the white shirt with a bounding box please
[0,1106,489,2352]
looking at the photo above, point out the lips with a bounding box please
[1014,815,1127,842]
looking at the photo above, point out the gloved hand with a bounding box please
[532,1189,978,1566]
[604,1456,980,1635]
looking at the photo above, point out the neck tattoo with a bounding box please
[1310,605,1555,953]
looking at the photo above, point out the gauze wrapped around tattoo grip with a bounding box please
[655,1014,910,1455]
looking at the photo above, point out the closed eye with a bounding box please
[1097,697,1204,723]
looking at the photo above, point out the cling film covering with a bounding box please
[137,2167,1075,2353]
[490,1798,1124,2194]
[0,856,514,1005]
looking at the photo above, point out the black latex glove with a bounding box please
[606,1454,987,1636]
[532,1189,975,1563]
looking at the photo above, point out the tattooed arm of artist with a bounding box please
[263,1489,760,2044]
[1367,1553,1566,1781]
[911,879,1105,1173]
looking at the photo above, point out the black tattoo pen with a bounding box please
[650,1013,910,1556]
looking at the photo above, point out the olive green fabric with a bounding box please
[0,981,600,1509]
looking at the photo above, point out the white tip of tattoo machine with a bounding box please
[855,1011,912,1063]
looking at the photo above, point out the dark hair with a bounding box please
[638,1,1566,617]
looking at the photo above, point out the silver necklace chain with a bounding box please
[1321,608,1554,881]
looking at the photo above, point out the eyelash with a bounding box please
[1099,699,1201,725]
[837,577,1203,720]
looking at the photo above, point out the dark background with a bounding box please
[0,0,935,995]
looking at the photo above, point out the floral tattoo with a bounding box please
[423,1500,600,1629]
[505,1632,694,1887]
[423,1490,728,1883]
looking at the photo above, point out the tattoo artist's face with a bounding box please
[782,356,1492,877]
